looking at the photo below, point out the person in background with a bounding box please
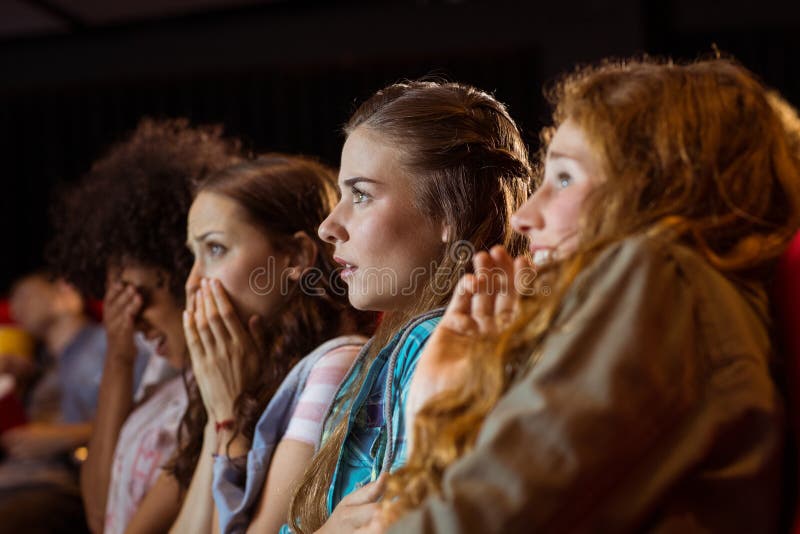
[0,272,147,533]
[48,117,242,534]
[0,301,37,435]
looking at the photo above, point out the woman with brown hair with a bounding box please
[364,58,800,533]
[283,80,532,533]
[49,118,241,534]
[169,155,374,534]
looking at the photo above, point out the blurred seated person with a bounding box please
[0,272,148,533]
[0,314,35,434]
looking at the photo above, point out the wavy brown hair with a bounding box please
[288,80,532,533]
[168,154,376,488]
[383,57,800,518]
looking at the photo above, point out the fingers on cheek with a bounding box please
[193,312,206,335]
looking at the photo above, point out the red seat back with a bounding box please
[774,232,800,533]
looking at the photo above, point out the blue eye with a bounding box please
[351,186,369,204]
[208,243,226,257]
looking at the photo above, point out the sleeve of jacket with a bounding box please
[389,235,711,534]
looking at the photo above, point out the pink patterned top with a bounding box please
[104,374,187,534]
[283,342,362,445]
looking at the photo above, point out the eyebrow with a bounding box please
[186,230,223,247]
[342,177,380,188]
[547,150,576,160]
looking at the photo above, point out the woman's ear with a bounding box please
[441,221,452,243]
[287,231,318,282]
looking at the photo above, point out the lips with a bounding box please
[333,256,358,281]
[146,333,168,357]
[155,337,168,357]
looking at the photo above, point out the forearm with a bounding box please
[170,422,218,534]
[81,358,136,533]
[57,421,94,448]
[125,472,182,534]
[247,439,315,534]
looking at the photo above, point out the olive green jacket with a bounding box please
[391,233,785,533]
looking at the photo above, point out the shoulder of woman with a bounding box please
[570,231,723,298]
[311,338,365,373]
[561,232,770,359]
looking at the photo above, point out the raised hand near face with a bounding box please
[406,246,532,420]
[183,278,265,426]
[103,282,143,367]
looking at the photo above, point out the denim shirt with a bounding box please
[59,324,149,423]
[212,335,367,534]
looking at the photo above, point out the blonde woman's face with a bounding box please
[511,119,605,265]
[318,126,446,312]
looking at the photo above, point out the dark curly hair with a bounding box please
[167,155,377,489]
[48,117,242,300]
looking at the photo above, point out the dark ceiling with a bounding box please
[0,0,277,39]
[1,0,799,292]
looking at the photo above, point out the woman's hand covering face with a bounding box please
[183,278,265,424]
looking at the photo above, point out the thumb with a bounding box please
[346,472,388,506]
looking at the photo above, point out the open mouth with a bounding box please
[334,256,359,280]
[154,336,168,356]
[530,247,554,266]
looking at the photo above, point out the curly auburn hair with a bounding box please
[48,117,241,300]
[382,57,800,520]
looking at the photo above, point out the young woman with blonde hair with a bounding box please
[284,80,532,533]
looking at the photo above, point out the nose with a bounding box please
[185,260,203,299]
[511,188,546,236]
[318,202,349,244]
[133,312,151,334]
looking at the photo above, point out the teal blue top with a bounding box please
[280,309,444,533]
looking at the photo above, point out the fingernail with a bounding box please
[201,278,207,287]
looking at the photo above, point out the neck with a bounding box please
[45,314,89,357]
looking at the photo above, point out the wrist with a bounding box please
[103,352,136,377]
[214,419,235,434]
[105,346,137,368]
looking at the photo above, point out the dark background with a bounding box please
[1,0,799,293]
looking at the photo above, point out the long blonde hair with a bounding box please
[287,80,532,533]
[384,57,800,516]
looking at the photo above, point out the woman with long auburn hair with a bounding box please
[284,80,532,533]
[167,155,375,534]
[356,58,800,533]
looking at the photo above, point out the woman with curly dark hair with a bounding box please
[168,155,374,534]
[49,117,241,533]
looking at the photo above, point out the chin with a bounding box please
[346,290,377,312]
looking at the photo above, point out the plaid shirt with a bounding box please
[325,311,443,512]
